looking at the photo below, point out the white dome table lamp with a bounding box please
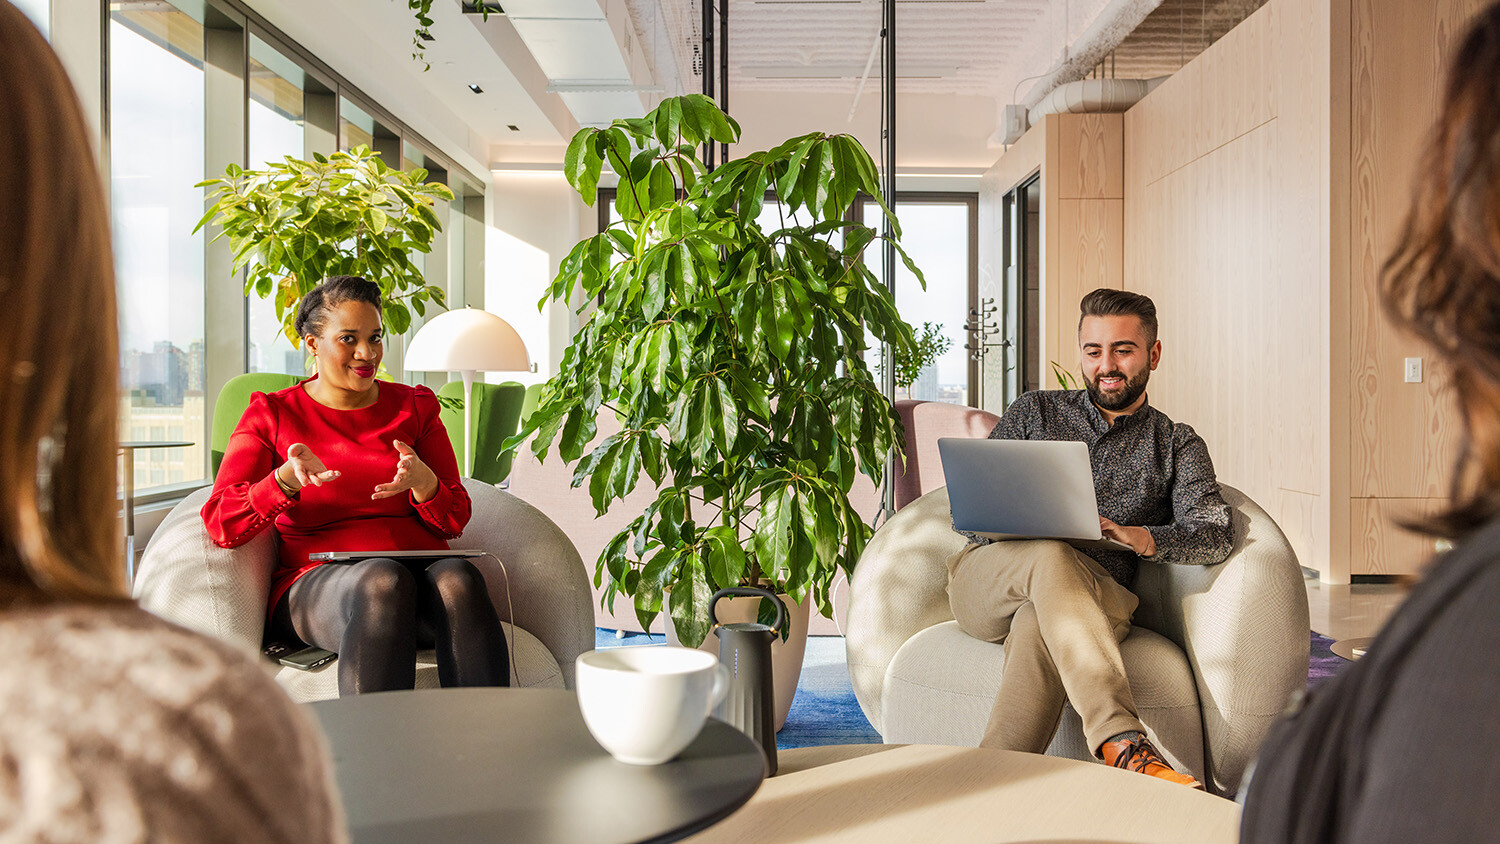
[404,308,531,477]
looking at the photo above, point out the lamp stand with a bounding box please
[460,368,475,477]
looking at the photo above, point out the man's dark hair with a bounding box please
[295,275,382,339]
[1078,288,1158,345]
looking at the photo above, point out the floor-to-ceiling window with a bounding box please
[860,195,978,406]
[246,35,307,377]
[93,0,486,507]
[110,2,208,491]
[14,0,47,36]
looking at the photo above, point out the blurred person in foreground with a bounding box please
[0,3,345,841]
[1241,4,1500,841]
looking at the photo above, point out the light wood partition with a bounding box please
[1125,1,1328,575]
[1123,0,1483,579]
[1345,0,1480,575]
[980,114,1123,392]
[1047,114,1124,382]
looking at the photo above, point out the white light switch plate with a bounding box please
[1404,357,1422,383]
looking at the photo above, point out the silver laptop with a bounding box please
[937,438,1132,551]
[308,549,487,563]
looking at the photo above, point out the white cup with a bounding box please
[575,646,730,765]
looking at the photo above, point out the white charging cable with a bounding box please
[478,551,521,687]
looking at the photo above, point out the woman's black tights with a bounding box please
[269,557,510,695]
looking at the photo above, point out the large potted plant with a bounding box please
[195,145,454,344]
[516,95,922,706]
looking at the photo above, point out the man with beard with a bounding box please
[946,287,1231,789]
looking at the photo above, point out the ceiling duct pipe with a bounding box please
[1029,75,1168,120]
[1019,0,1166,110]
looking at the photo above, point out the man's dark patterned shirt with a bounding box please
[960,389,1233,587]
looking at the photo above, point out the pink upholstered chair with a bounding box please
[893,400,1002,511]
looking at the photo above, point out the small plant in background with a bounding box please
[878,321,952,395]
[1050,360,1081,391]
[195,145,454,344]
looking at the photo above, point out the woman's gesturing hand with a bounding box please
[279,442,340,492]
[373,439,440,503]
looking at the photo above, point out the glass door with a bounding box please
[982,174,1040,413]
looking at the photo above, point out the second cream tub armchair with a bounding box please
[845,484,1309,797]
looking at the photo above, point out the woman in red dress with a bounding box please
[203,275,508,695]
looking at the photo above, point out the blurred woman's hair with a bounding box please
[0,4,126,603]
[1382,2,1500,536]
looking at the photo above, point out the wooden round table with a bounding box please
[682,744,1241,843]
[310,688,766,844]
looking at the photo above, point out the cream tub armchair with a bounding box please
[845,484,1309,796]
[134,479,595,699]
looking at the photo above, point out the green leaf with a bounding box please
[641,251,669,321]
[653,97,684,148]
[668,555,713,647]
[753,482,793,583]
[710,375,738,455]
[702,526,747,590]
[777,136,816,201]
[563,128,603,202]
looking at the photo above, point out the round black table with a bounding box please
[309,688,766,844]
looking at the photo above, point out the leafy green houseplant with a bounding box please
[514,94,923,647]
[195,145,454,342]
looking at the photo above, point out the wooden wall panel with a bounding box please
[1058,114,1124,199]
[1347,0,1477,501]
[1052,199,1124,378]
[1273,488,1319,575]
[1350,498,1445,576]
[1125,0,1323,574]
[1057,200,1123,290]
[1127,0,1479,578]
[1043,115,1124,386]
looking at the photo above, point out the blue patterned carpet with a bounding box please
[595,629,1349,750]
[1310,631,1345,687]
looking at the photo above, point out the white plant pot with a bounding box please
[666,592,811,732]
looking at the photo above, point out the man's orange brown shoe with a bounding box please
[1099,731,1203,789]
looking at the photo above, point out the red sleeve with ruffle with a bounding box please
[201,391,297,548]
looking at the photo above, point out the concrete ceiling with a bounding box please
[245,0,1267,173]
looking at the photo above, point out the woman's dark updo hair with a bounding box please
[295,275,382,340]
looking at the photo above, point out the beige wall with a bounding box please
[487,172,593,383]
[1047,113,1124,382]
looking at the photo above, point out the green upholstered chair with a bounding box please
[211,372,302,476]
[519,382,543,429]
[437,379,527,485]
